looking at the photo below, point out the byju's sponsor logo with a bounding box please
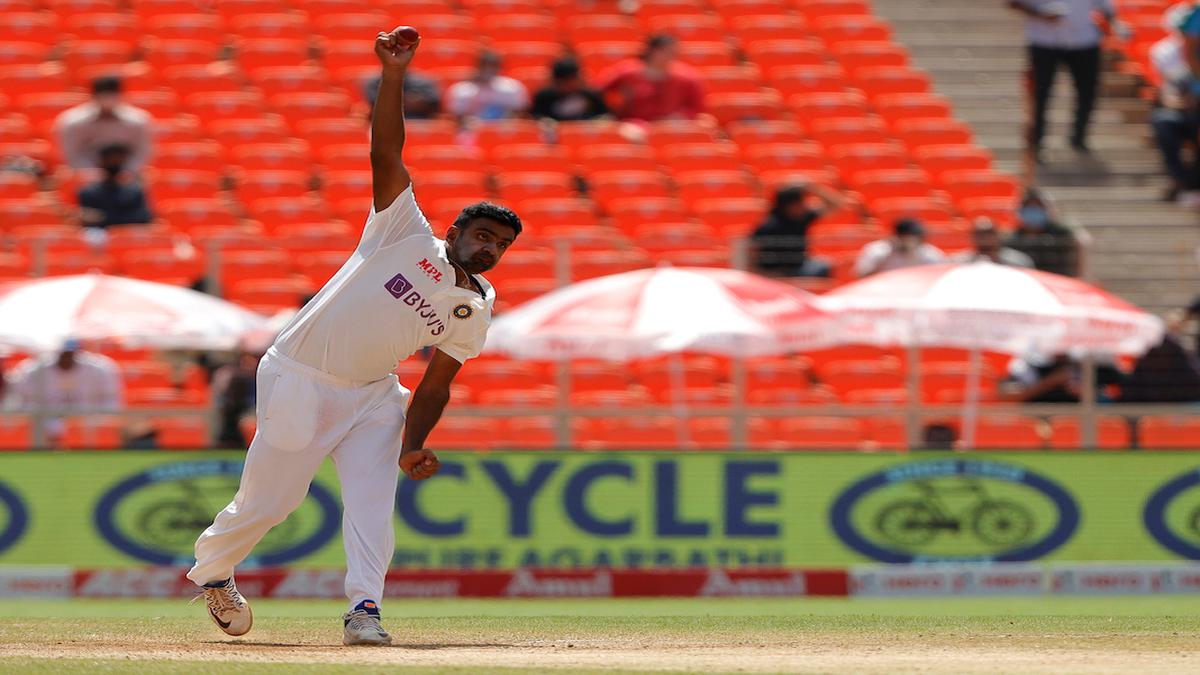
[94,460,341,565]
[0,479,29,556]
[830,459,1079,563]
[1143,468,1200,560]
[384,273,446,336]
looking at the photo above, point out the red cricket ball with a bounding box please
[394,26,419,44]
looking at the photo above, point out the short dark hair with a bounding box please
[92,76,122,95]
[551,57,580,81]
[98,143,131,158]
[643,33,677,59]
[453,202,522,236]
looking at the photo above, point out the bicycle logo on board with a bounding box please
[874,478,1035,549]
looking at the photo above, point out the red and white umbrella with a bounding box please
[823,262,1163,449]
[486,266,838,360]
[823,262,1163,356]
[0,274,271,352]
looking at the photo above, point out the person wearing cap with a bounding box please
[853,218,947,278]
[751,183,847,278]
[597,33,705,121]
[444,50,530,123]
[952,218,1035,267]
[532,57,610,122]
[4,339,124,448]
[54,76,153,173]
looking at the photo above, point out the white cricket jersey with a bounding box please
[273,185,495,383]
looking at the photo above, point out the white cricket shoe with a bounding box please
[343,600,392,646]
[197,577,253,636]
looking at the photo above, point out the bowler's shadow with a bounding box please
[204,640,521,650]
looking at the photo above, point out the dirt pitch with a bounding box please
[0,598,1198,674]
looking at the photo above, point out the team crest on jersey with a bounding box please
[452,304,473,320]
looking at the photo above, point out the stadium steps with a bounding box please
[876,0,1200,316]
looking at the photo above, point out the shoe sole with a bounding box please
[344,635,392,646]
[208,603,253,637]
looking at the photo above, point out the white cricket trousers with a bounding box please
[187,347,408,610]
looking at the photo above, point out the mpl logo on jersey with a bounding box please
[0,479,29,557]
[384,273,446,336]
[416,258,443,283]
[1143,468,1200,560]
[829,459,1079,563]
[94,460,341,565]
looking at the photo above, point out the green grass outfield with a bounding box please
[1,597,1198,674]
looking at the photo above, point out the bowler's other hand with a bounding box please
[400,448,440,480]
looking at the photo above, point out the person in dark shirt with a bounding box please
[1120,333,1200,403]
[77,143,152,230]
[1001,352,1123,403]
[751,183,845,278]
[532,58,609,122]
[1005,188,1081,276]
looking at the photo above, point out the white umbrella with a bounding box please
[486,266,839,446]
[824,262,1163,356]
[823,262,1164,447]
[486,266,838,360]
[0,274,271,351]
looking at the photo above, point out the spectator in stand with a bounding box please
[364,71,441,120]
[952,217,1035,267]
[1006,188,1083,276]
[1120,311,1200,402]
[78,144,153,231]
[54,76,153,173]
[1187,296,1200,354]
[750,183,847,278]
[597,34,705,121]
[212,349,260,449]
[1008,0,1121,161]
[532,58,610,122]
[854,218,946,278]
[1000,352,1124,403]
[444,51,530,123]
[3,338,124,447]
[1149,3,1200,203]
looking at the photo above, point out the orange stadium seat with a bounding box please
[894,117,975,150]
[405,144,485,174]
[313,12,390,40]
[645,13,727,41]
[152,141,226,173]
[254,67,338,97]
[795,0,872,20]
[658,142,741,172]
[490,143,570,173]
[914,144,994,181]
[229,142,312,171]
[145,14,225,40]
[790,91,870,127]
[476,386,559,410]
[830,41,910,74]
[208,118,291,146]
[515,197,599,231]
[691,197,768,236]
[144,39,222,70]
[213,0,290,19]
[828,143,909,181]
[157,198,240,231]
[298,118,369,147]
[675,171,758,203]
[425,417,500,450]
[246,196,330,227]
[63,13,141,46]
[496,172,577,203]
[851,168,934,204]
[731,14,810,43]
[0,13,59,44]
[699,64,765,95]
[973,415,1047,451]
[750,417,862,450]
[124,90,181,118]
[854,66,932,97]
[60,416,125,450]
[0,417,32,450]
[570,250,649,280]
[0,41,49,67]
[743,39,827,70]
[395,13,476,41]
[874,92,955,126]
[235,38,311,71]
[481,15,559,45]
[706,91,784,125]
[474,119,545,149]
[938,170,1021,204]
[498,417,559,449]
[557,119,631,150]
[234,170,311,202]
[158,65,242,95]
[1138,416,1200,450]
[742,141,827,174]
[153,417,211,450]
[727,119,806,145]
[646,119,720,146]
[588,170,672,209]
[1048,416,1132,451]
[575,144,656,173]
[813,15,892,43]
[863,416,907,450]
[147,169,223,201]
